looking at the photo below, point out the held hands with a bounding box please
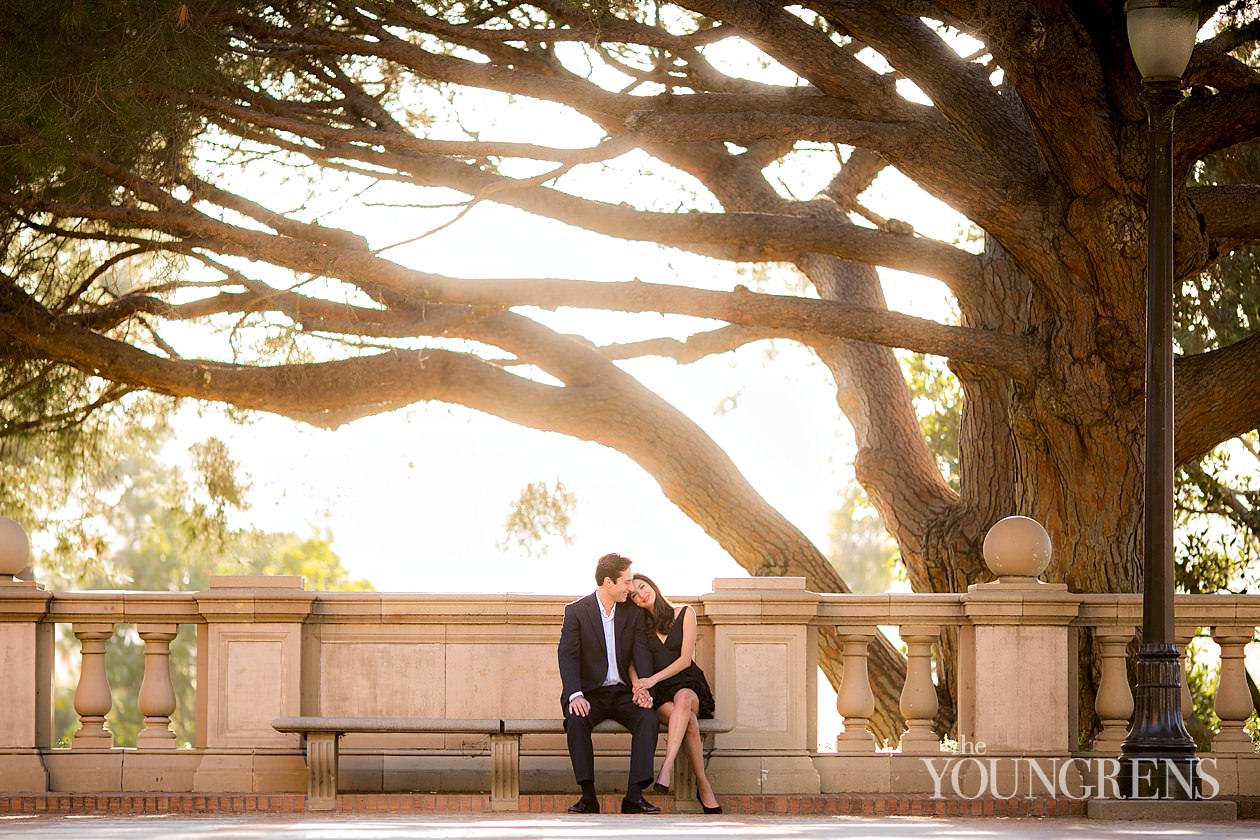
[632,684,654,709]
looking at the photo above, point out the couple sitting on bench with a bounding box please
[558,552,723,815]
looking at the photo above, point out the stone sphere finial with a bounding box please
[982,516,1051,581]
[0,517,32,579]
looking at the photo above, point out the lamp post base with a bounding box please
[1118,643,1200,800]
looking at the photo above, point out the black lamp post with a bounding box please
[1118,0,1201,800]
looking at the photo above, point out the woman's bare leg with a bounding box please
[681,714,719,808]
[653,702,674,787]
[655,689,698,789]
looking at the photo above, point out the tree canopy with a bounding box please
[4,0,1260,741]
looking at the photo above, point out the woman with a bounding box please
[629,572,722,814]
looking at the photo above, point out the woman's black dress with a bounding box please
[647,605,716,719]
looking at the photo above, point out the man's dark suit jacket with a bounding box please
[557,592,654,710]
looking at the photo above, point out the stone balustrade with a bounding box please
[0,519,1257,803]
[1078,595,1260,755]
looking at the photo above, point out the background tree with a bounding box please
[498,479,578,560]
[38,426,372,747]
[827,483,902,595]
[4,1,1260,742]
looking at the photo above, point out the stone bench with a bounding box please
[273,716,731,812]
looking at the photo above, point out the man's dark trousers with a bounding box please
[564,684,658,786]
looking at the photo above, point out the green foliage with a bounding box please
[826,483,903,594]
[497,478,577,559]
[1174,434,1260,595]
[901,352,961,492]
[0,0,234,198]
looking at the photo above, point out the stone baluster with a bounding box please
[898,625,941,753]
[72,623,115,748]
[1212,627,1257,753]
[136,623,179,748]
[1091,625,1135,754]
[834,629,877,753]
[1175,627,1197,732]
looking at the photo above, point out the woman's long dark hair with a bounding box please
[633,573,676,635]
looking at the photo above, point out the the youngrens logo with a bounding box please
[921,738,1220,800]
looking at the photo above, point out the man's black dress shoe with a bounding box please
[567,798,600,814]
[620,796,661,814]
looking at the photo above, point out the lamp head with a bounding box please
[1125,0,1200,81]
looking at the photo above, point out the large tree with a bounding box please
[3,0,1260,742]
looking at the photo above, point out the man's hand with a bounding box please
[632,685,653,709]
[568,695,591,717]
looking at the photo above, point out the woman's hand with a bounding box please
[634,675,656,692]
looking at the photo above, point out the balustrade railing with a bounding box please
[1,553,1256,800]
[1078,594,1260,755]
[814,594,967,754]
[46,592,201,750]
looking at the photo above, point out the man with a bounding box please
[557,552,661,814]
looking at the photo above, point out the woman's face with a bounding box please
[630,579,655,609]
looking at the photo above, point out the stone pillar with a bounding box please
[957,517,1081,754]
[898,625,941,753]
[833,630,877,753]
[1091,625,1136,755]
[703,577,820,794]
[72,623,116,748]
[0,518,52,791]
[193,576,314,793]
[1212,628,1256,753]
[136,624,179,748]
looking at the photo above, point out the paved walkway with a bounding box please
[0,814,1253,840]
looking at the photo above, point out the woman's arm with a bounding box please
[636,606,698,690]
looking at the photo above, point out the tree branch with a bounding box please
[810,0,1040,176]
[371,150,984,289]
[1189,184,1260,244]
[1176,332,1260,464]
[181,90,639,165]
[442,277,1041,379]
[598,325,772,363]
[9,145,985,294]
[624,109,910,150]
[1177,87,1260,172]
[0,271,560,428]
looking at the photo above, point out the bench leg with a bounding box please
[672,749,698,811]
[306,732,340,811]
[490,734,521,812]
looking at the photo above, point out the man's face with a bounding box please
[609,568,633,602]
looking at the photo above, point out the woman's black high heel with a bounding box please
[697,791,723,814]
[652,780,671,795]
